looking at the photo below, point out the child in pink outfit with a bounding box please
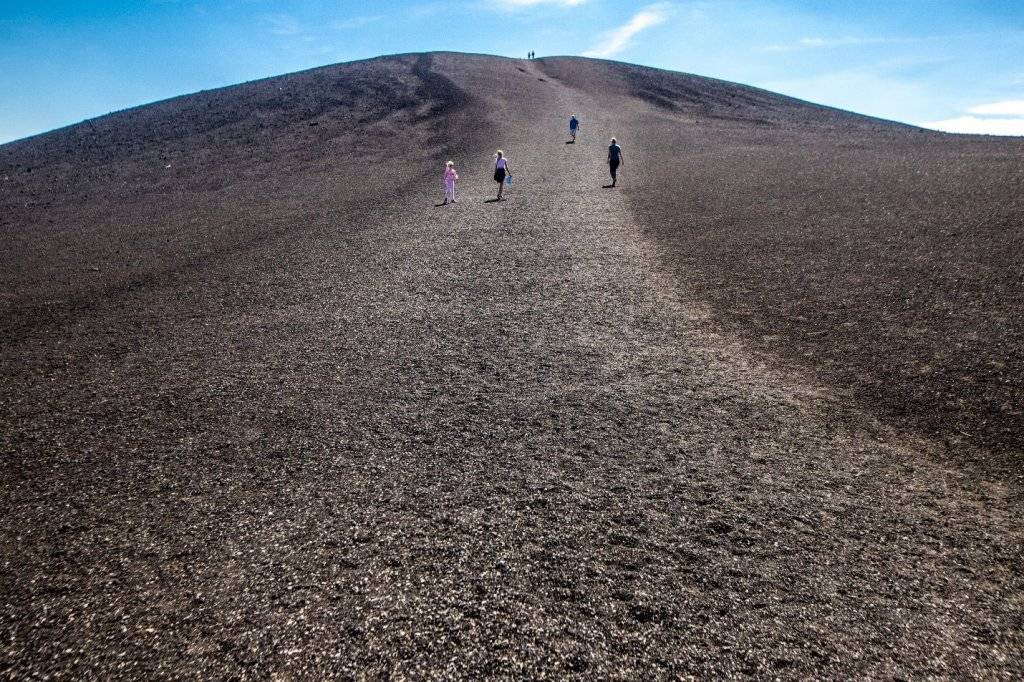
[443,161,458,204]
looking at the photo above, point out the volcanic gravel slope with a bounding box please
[1,53,1022,678]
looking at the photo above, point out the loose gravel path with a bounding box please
[2,55,1022,678]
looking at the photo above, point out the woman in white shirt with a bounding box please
[493,150,512,201]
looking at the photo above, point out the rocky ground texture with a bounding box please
[1,53,1022,678]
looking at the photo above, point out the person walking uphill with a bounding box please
[569,115,579,143]
[494,150,512,200]
[607,138,623,187]
[443,161,458,204]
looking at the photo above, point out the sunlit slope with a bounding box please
[2,51,1021,454]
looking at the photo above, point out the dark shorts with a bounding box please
[609,159,620,177]
[494,168,506,183]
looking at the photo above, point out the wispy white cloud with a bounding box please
[500,0,589,6]
[922,115,1024,136]
[332,15,385,30]
[264,13,304,36]
[967,100,1024,116]
[762,29,1019,54]
[763,36,911,52]
[483,0,588,10]
[263,12,384,43]
[582,3,670,58]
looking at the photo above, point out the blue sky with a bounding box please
[2,0,1023,143]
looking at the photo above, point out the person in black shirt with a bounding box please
[607,138,623,187]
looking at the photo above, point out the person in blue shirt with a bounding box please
[607,138,623,187]
[569,115,579,143]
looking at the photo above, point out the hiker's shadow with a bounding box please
[565,140,575,144]
[602,184,616,189]
[483,198,502,203]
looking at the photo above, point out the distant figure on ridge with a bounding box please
[494,150,512,201]
[443,161,458,204]
[569,114,579,143]
[607,138,623,187]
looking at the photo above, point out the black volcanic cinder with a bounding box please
[1,52,1022,679]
